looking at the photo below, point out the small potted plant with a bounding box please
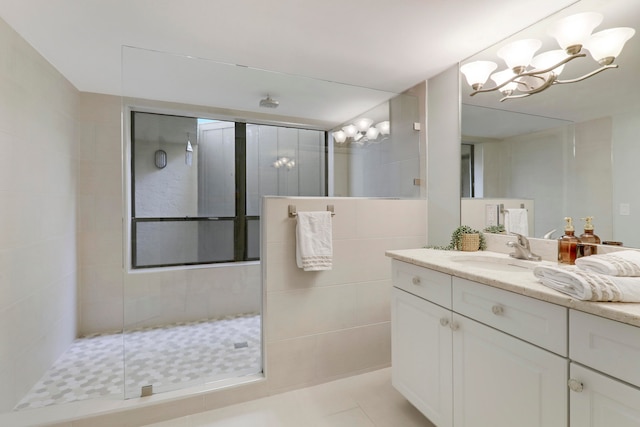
[450,225,486,251]
[483,224,506,234]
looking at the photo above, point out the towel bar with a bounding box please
[288,204,335,218]
[500,203,526,214]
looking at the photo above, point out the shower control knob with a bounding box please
[412,276,421,285]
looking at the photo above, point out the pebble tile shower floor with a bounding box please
[14,313,261,411]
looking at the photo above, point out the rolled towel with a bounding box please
[533,265,640,302]
[575,250,640,277]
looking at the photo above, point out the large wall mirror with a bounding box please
[460,0,640,247]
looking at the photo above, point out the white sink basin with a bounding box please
[451,255,539,272]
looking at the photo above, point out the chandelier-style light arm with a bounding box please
[554,64,618,84]
[469,52,585,96]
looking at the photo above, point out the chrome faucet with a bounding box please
[506,233,542,261]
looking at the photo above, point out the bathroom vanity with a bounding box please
[386,249,640,427]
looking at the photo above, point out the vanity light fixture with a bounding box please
[272,156,295,170]
[332,119,390,145]
[460,12,635,101]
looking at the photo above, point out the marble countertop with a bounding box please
[386,248,640,328]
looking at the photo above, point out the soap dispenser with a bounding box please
[558,217,580,265]
[579,216,601,257]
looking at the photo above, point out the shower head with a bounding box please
[259,95,279,109]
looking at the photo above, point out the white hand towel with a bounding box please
[504,208,528,236]
[296,211,333,271]
[533,265,640,302]
[575,250,640,277]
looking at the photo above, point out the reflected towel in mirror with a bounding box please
[504,208,528,236]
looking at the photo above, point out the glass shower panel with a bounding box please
[245,123,326,216]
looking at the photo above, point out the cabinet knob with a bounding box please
[491,305,504,316]
[411,276,421,285]
[450,322,459,331]
[439,318,450,327]
[568,378,584,393]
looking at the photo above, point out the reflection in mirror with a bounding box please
[122,46,423,200]
[331,93,421,198]
[460,0,640,247]
[461,144,474,198]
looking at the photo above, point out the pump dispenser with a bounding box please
[579,216,600,257]
[558,217,580,265]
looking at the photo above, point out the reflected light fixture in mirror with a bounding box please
[332,119,390,146]
[460,11,635,101]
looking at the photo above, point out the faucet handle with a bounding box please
[510,232,529,248]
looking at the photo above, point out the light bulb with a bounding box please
[584,27,635,65]
[531,49,569,76]
[342,124,358,138]
[375,121,390,135]
[332,130,347,143]
[497,39,542,74]
[548,12,603,54]
[490,69,518,94]
[366,127,380,140]
[355,118,373,132]
[460,61,497,90]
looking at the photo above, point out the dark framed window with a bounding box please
[131,111,326,268]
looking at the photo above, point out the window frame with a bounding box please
[129,110,327,269]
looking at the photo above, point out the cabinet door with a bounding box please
[392,288,453,427]
[452,314,567,427]
[570,363,640,427]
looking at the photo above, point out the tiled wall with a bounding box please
[47,196,427,426]
[76,93,125,335]
[0,17,80,411]
[262,197,426,393]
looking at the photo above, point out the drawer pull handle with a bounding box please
[439,318,450,327]
[450,322,459,331]
[568,379,584,393]
[491,305,504,316]
[411,276,421,285]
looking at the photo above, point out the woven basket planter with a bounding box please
[460,233,480,252]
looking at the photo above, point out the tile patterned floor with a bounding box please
[142,368,435,427]
[14,313,261,411]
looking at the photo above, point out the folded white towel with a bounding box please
[575,250,640,277]
[504,208,528,236]
[296,211,333,271]
[533,265,640,302]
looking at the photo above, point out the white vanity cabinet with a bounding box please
[451,278,568,427]
[391,261,453,427]
[391,260,568,427]
[568,310,640,426]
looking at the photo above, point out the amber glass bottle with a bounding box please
[579,216,601,257]
[558,217,580,265]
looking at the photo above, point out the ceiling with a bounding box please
[0,0,578,127]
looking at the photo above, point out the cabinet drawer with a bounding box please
[453,277,567,356]
[392,260,452,309]
[570,310,640,388]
